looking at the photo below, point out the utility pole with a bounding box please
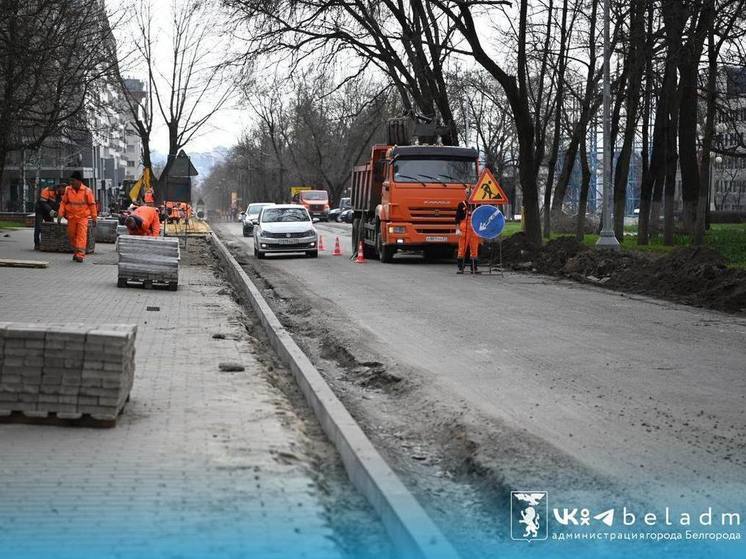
[596,0,620,250]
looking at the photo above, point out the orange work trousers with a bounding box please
[457,219,480,259]
[67,218,89,259]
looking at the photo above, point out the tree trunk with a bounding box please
[678,57,702,235]
[551,0,598,221]
[613,0,645,241]
[576,133,591,242]
[637,3,656,245]
[0,150,7,211]
[543,0,570,239]
[663,126,679,245]
[695,3,717,246]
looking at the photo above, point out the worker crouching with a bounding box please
[124,205,161,237]
[455,200,481,274]
[58,171,97,262]
[34,183,65,250]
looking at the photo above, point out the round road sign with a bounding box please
[471,205,505,239]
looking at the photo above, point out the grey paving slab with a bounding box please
[0,229,344,559]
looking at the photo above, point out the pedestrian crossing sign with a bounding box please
[468,168,510,205]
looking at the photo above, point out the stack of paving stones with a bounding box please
[116,224,129,237]
[95,218,119,243]
[117,235,180,290]
[0,323,136,426]
[39,221,95,253]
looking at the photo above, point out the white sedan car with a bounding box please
[253,204,319,259]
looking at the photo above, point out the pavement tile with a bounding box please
[0,229,344,559]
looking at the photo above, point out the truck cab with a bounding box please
[351,144,479,262]
[292,189,330,221]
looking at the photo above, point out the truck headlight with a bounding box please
[388,226,406,234]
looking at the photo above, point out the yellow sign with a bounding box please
[290,186,312,199]
[129,166,155,202]
[468,168,510,205]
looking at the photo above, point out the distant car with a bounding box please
[329,197,352,222]
[253,204,318,259]
[338,208,354,223]
[242,202,275,237]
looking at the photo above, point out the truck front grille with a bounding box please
[409,207,456,222]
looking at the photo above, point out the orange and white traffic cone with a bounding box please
[318,235,326,251]
[355,240,366,263]
[332,236,343,256]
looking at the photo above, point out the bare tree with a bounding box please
[427,0,560,244]
[0,0,119,209]
[206,71,393,212]
[225,0,462,144]
[149,0,234,187]
[108,0,157,172]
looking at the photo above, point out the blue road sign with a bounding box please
[471,205,505,239]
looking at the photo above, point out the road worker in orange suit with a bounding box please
[58,171,97,262]
[124,204,161,237]
[34,183,65,250]
[455,191,481,274]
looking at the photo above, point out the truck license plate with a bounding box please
[425,236,448,242]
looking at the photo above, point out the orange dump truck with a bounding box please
[350,144,480,262]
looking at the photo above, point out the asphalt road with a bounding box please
[219,220,746,514]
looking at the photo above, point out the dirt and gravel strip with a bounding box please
[500,233,746,313]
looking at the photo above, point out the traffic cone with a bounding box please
[332,236,343,256]
[355,240,366,263]
[318,235,326,251]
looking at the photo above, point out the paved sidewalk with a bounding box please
[0,229,345,559]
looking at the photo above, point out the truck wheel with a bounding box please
[376,230,395,263]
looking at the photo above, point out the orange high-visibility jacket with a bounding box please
[144,188,155,204]
[59,185,97,221]
[131,205,161,237]
[39,187,58,203]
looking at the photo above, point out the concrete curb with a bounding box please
[209,232,461,559]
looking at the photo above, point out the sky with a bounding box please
[108,0,249,155]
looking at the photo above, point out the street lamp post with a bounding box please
[596,0,620,250]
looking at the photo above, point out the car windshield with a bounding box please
[247,204,270,216]
[262,208,310,223]
[393,158,477,184]
[300,191,327,201]
[339,198,351,209]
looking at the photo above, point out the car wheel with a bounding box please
[306,250,318,258]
